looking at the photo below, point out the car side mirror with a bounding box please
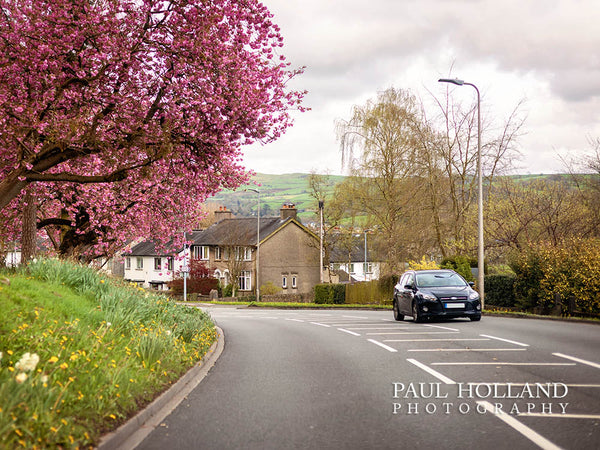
[404,284,415,290]
[468,282,475,287]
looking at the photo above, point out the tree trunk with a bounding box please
[21,189,37,265]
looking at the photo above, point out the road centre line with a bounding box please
[406,359,456,385]
[477,401,562,450]
[519,413,600,419]
[424,324,460,331]
[338,328,361,336]
[480,334,529,347]
[342,315,369,319]
[384,338,491,343]
[366,331,460,335]
[285,318,305,322]
[309,322,331,327]
[367,339,398,353]
[344,327,413,330]
[407,348,527,352]
[431,362,576,366]
[553,352,600,369]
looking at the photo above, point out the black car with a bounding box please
[393,269,481,322]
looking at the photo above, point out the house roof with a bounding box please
[329,238,374,263]
[127,215,317,256]
[192,217,290,246]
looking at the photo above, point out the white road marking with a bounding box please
[367,331,459,335]
[309,322,331,328]
[477,401,562,450]
[345,327,412,330]
[367,339,398,353]
[342,315,369,319]
[406,359,456,385]
[338,328,361,336]
[424,324,460,331]
[384,338,490,342]
[407,348,527,352]
[480,334,529,347]
[553,352,600,369]
[285,318,305,322]
[519,413,600,419]
[431,362,576,366]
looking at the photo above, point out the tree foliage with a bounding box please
[0,0,305,260]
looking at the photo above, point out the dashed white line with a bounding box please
[480,334,529,347]
[431,362,576,366]
[406,359,456,385]
[407,348,527,352]
[477,401,562,450]
[310,322,331,328]
[285,318,305,322]
[424,324,460,331]
[367,331,459,335]
[384,338,490,343]
[367,339,398,352]
[553,352,600,369]
[338,328,361,336]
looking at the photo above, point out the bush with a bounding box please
[509,238,600,315]
[168,258,218,295]
[484,274,517,307]
[314,284,346,304]
[260,281,281,296]
[441,255,477,282]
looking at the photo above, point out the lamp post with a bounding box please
[319,200,324,283]
[438,78,484,309]
[245,189,260,301]
[363,229,369,282]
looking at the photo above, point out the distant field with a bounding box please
[209,173,346,221]
[208,172,575,222]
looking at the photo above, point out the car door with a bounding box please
[399,273,415,314]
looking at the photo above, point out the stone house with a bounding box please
[123,204,321,296]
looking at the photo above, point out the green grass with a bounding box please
[0,258,217,448]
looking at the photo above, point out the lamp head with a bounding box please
[438,78,465,86]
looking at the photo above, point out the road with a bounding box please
[137,308,600,450]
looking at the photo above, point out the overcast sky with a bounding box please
[241,0,600,176]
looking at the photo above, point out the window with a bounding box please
[282,275,288,289]
[215,247,222,260]
[136,257,143,270]
[167,258,173,271]
[126,257,131,270]
[349,263,356,274]
[292,275,297,289]
[235,246,252,261]
[238,271,252,291]
[193,246,209,260]
[154,257,161,271]
[363,262,373,274]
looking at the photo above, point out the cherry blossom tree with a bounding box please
[0,0,305,260]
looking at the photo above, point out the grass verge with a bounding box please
[0,258,216,448]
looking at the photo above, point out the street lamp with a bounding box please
[319,200,324,283]
[438,78,485,309]
[245,188,260,301]
[363,229,370,282]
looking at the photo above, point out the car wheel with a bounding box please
[412,302,422,323]
[393,299,404,321]
[470,316,481,322]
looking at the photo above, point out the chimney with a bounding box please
[214,206,233,222]
[280,202,297,221]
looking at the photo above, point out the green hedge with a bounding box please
[484,274,516,307]
[344,275,398,305]
[314,284,346,304]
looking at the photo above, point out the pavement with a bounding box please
[97,326,225,450]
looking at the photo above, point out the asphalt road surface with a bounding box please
[137,308,600,450]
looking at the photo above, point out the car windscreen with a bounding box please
[416,272,467,288]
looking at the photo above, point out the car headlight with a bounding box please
[422,293,437,302]
[469,291,480,300]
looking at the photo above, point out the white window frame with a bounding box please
[282,275,288,289]
[292,275,297,289]
[193,246,209,260]
[238,270,252,291]
[214,247,222,260]
[126,257,131,270]
[154,257,161,271]
[136,257,143,270]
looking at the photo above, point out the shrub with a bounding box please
[484,274,517,307]
[168,258,218,295]
[509,238,600,315]
[408,256,439,270]
[260,281,281,296]
[314,284,346,304]
[441,255,476,282]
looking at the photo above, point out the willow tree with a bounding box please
[336,88,427,273]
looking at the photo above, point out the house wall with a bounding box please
[260,222,320,294]
[123,255,183,290]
